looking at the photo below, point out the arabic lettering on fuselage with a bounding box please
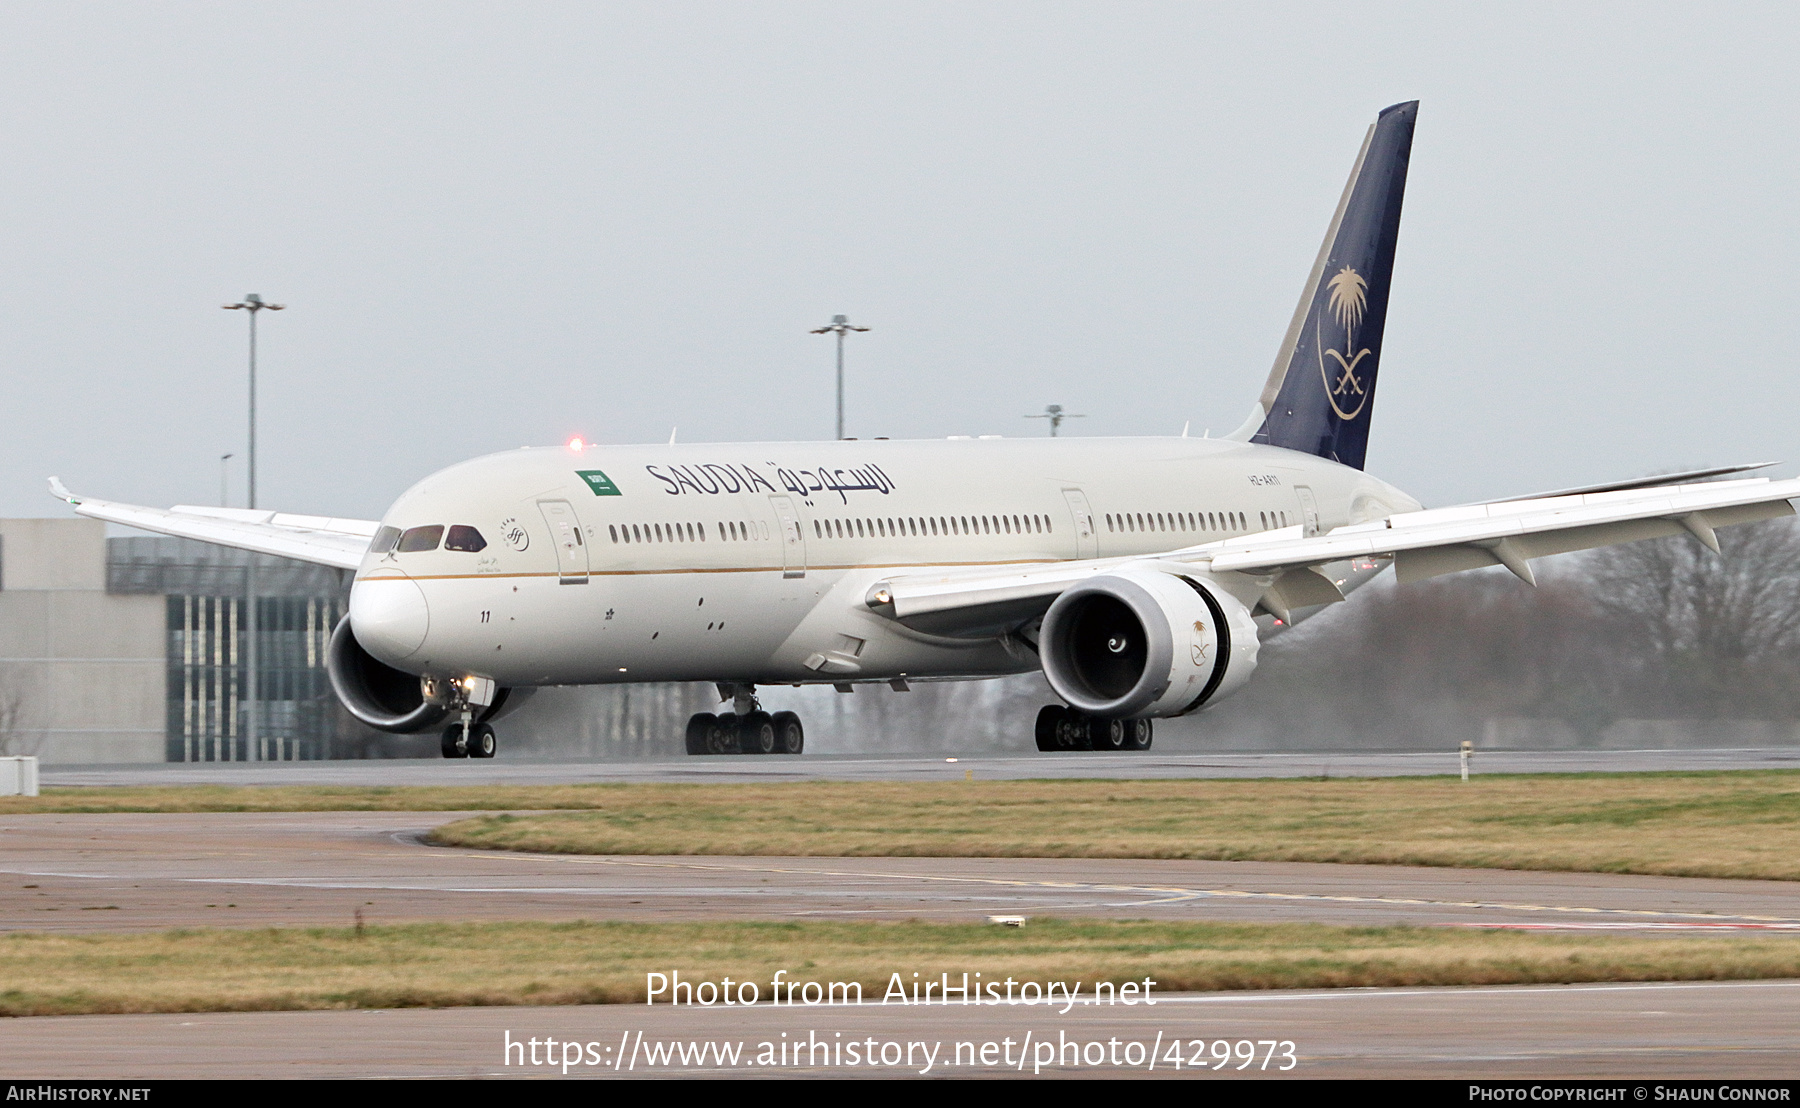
[643,462,895,504]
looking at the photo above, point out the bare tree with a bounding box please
[0,677,41,757]
[1582,517,1800,719]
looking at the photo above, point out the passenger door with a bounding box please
[769,494,807,579]
[537,499,589,584]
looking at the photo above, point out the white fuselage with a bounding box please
[348,436,1419,689]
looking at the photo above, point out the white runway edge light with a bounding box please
[987,916,1027,928]
[0,756,39,797]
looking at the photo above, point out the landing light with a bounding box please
[567,436,586,451]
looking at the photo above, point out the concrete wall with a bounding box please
[0,520,165,764]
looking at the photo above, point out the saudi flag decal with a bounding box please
[577,470,622,496]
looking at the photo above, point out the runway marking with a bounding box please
[401,847,1800,929]
[1148,979,1800,1004]
[8,834,1799,931]
[1444,921,1800,932]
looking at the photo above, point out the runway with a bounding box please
[5,811,1799,1079]
[39,745,1800,788]
[3,812,1798,933]
[6,981,1800,1078]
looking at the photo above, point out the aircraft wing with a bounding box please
[48,478,376,570]
[877,474,1800,635]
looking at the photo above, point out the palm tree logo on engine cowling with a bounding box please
[1317,265,1373,420]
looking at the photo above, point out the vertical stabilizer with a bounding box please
[1236,101,1416,470]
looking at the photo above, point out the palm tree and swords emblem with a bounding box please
[1317,264,1373,420]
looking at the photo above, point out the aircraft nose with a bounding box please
[349,571,430,662]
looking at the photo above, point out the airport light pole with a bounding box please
[220,453,233,508]
[810,314,869,440]
[222,294,284,761]
[1026,404,1085,437]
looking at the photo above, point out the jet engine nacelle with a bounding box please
[325,617,452,734]
[1039,567,1260,719]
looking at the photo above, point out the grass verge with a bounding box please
[8,772,1799,880]
[4,918,1799,1016]
[424,772,1800,881]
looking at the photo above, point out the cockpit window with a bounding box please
[397,525,445,553]
[444,525,487,552]
[370,526,402,554]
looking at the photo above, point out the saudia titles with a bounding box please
[586,461,897,505]
[1318,264,1374,421]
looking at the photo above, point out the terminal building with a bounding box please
[0,518,383,763]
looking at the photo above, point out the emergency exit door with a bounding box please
[1062,488,1098,559]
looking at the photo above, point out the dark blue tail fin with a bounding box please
[1243,101,1416,470]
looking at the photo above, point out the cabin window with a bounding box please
[370,526,401,554]
[609,525,619,543]
[444,526,487,553]
[397,525,443,553]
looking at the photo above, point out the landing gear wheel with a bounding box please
[685,713,716,756]
[1035,705,1067,752]
[440,723,468,759]
[739,711,776,755]
[1096,718,1129,751]
[705,716,738,755]
[1128,719,1153,751]
[468,722,497,759]
[1054,711,1091,751]
[772,711,804,755]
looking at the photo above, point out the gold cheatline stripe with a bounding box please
[356,557,1067,583]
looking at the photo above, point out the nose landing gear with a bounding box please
[1034,704,1152,752]
[439,720,497,759]
[684,685,805,755]
[437,679,504,759]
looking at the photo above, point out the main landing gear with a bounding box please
[1034,704,1153,752]
[685,685,804,756]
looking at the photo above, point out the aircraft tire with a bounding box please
[772,711,803,755]
[1095,718,1128,751]
[469,722,497,759]
[1034,705,1066,752]
[1060,713,1093,752]
[685,713,715,756]
[706,716,739,755]
[440,724,468,759]
[740,711,777,755]
[1128,719,1153,751]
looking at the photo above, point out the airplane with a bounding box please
[49,100,1800,759]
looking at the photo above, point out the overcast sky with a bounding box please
[3,2,1796,521]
